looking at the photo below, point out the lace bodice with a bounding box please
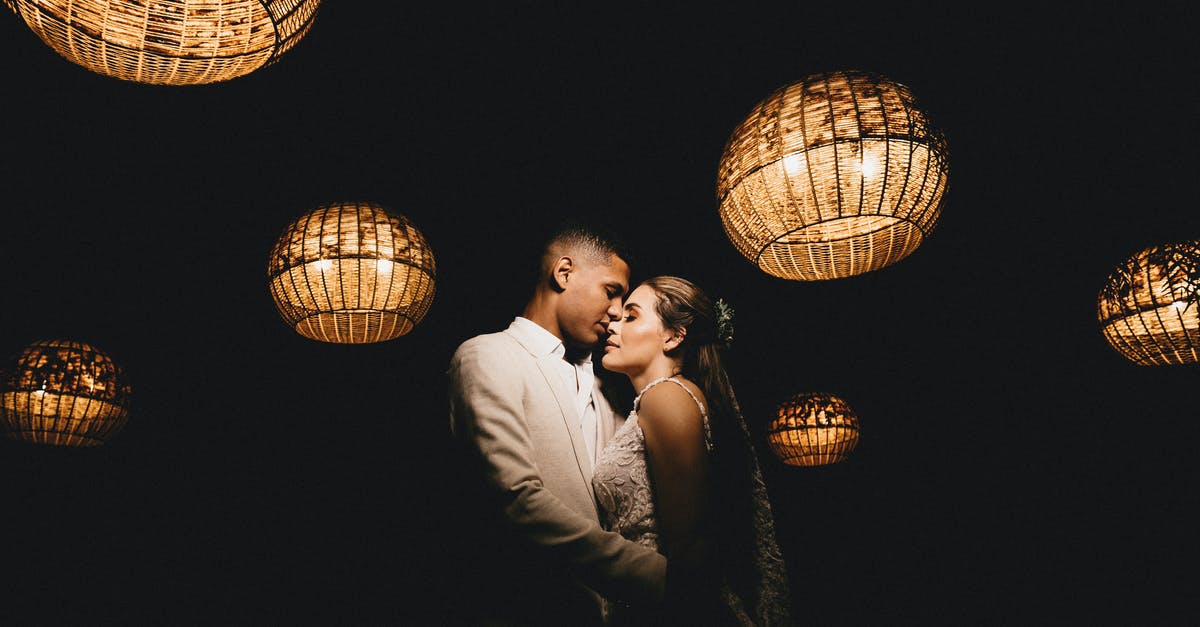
[592,377,709,549]
[592,377,793,625]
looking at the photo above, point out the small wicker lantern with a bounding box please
[0,340,132,447]
[767,392,860,467]
[717,70,950,281]
[1098,240,1200,366]
[268,201,437,344]
[6,0,321,85]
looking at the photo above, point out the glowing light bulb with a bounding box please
[1173,300,1188,311]
[782,153,805,176]
[316,259,333,271]
[377,259,393,274]
[860,155,882,178]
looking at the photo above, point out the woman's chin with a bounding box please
[601,355,623,373]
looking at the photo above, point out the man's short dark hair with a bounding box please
[533,220,634,284]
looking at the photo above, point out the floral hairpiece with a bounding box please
[714,298,735,348]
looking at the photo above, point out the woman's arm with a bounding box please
[636,381,711,570]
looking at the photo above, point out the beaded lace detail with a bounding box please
[592,377,709,550]
[593,378,793,626]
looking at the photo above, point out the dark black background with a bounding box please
[2,3,1198,625]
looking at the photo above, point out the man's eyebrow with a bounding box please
[607,282,626,294]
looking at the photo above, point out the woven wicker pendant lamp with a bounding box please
[767,392,860,467]
[0,340,132,447]
[5,0,321,85]
[268,201,437,344]
[717,70,950,280]
[1098,240,1200,366]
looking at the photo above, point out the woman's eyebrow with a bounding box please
[623,303,641,312]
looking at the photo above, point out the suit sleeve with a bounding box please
[448,339,667,604]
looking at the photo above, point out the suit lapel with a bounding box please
[531,353,597,501]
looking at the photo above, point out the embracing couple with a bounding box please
[448,224,792,626]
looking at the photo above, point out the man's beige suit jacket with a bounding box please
[449,325,667,613]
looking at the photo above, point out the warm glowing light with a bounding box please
[860,155,882,178]
[268,201,437,344]
[5,0,323,85]
[0,340,132,447]
[767,392,860,467]
[717,70,949,281]
[1098,240,1200,366]
[782,153,806,176]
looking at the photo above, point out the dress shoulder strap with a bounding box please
[632,376,713,452]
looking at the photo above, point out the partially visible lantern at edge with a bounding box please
[5,0,322,85]
[767,392,860,467]
[717,70,950,281]
[1098,240,1200,366]
[0,340,132,447]
[268,201,437,344]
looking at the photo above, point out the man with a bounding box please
[448,224,667,626]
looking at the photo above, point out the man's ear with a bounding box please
[663,327,686,352]
[551,256,573,292]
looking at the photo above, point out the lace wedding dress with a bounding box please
[592,377,792,626]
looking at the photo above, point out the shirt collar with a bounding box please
[510,317,594,367]
[510,316,565,359]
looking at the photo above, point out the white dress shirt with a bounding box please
[509,317,600,466]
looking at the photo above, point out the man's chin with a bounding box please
[574,332,605,348]
[563,336,603,356]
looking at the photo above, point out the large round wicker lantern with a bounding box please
[767,392,860,467]
[0,340,132,447]
[717,70,950,281]
[268,201,437,344]
[1098,240,1200,366]
[5,0,321,85]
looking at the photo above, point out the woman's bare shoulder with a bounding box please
[637,379,706,442]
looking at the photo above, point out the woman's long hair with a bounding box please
[641,276,792,626]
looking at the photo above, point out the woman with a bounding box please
[592,276,792,626]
